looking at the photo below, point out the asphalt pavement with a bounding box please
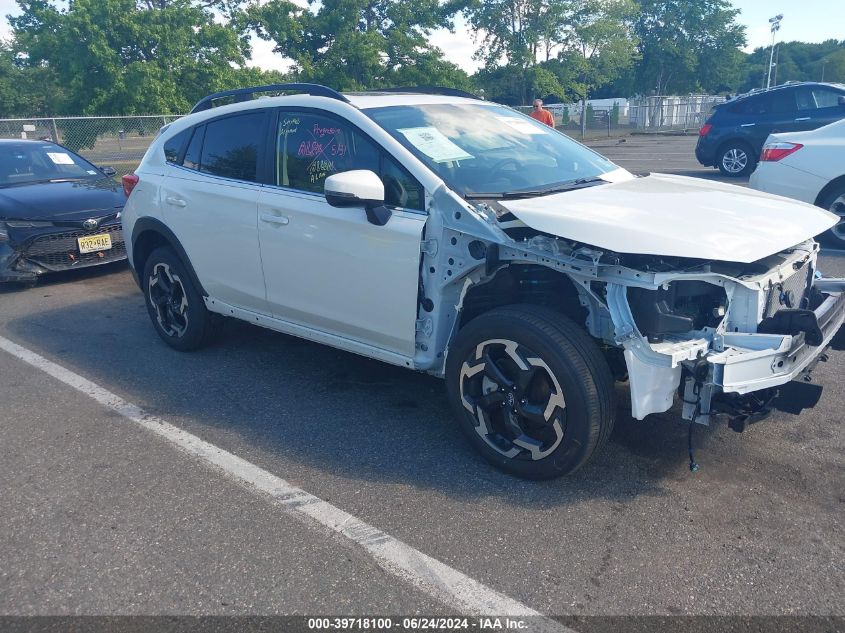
[1,138,843,624]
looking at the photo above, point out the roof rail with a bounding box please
[373,86,482,100]
[190,83,350,113]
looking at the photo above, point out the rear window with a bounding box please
[731,96,768,115]
[163,130,189,164]
[199,113,265,182]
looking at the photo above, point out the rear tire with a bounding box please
[820,184,845,244]
[717,141,756,177]
[142,246,217,351]
[445,305,615,479]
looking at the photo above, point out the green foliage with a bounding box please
[611,102,619,124]
[0,41,60,117]
[632,0,746,95]
[467,0,636,104]
[1,0,841,121]
[242,0,470,91]
[9,0,281,115]
[738,40,845,92]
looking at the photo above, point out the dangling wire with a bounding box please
[688,408,700,473]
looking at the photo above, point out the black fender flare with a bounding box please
[131,217,207,297]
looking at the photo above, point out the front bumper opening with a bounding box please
[711,289,845,395]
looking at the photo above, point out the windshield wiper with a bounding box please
[464,177,607,200]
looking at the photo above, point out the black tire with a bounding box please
[820,183,845,244]
[142,246,217,351]
[717,141,756,177]
[445,305,615,479]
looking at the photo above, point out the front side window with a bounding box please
[275,111,423,210]
[276,112,379,192]
[198,112,265,182]
[364,103,620,197]
[0,143,103,187]
[797,87,842,110]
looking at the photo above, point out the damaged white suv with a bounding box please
[121,84,845,479]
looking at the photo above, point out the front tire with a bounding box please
[820,184,845,244]
[142,246,217,351]
[717,141,756,177]
[445,305,615,479]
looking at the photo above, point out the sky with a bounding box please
[0,0,842,75]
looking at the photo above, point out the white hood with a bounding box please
[499,173,837,263]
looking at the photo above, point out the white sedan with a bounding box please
[750,118,845,243]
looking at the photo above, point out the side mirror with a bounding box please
[100,166,117,177]
[325,170,392,226]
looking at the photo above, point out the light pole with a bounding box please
[766,14,783,89]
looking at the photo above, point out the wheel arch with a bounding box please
[457,263,589,332]
[814,175,845,208]
[131,218,207,297]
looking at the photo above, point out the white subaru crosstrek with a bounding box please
[122,84,845,479]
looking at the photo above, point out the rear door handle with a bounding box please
[740,123,755,127]
[794,117,811,121]
[260,212,289,226]
[165,196,187,208]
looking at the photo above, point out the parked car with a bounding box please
[0,139,126,285]
[122,84,845,479]
[749,119,845,244]
[696,82,845,177]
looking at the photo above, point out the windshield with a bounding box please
[0,143,102,187]
[364,103,622,197]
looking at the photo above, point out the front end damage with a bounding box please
[601,242,845,426]
[414,184,845,429]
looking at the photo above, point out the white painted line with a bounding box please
[0,335,572,631]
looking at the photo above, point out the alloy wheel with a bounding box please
[458,339,567,461]
[148,262,189,337]
[721,148,748,174]
[830,194,845,241]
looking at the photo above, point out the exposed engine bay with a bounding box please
[411,183,845,429]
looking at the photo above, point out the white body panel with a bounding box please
[162,167,268,312]
[256,187,425,357]
[500,172,837,263]
[749,118,845,205]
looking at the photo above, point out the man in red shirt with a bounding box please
[529,99,555,127]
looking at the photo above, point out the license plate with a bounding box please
[77,233,112,254]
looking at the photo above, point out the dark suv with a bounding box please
[695,82,845,177]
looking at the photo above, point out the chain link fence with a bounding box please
[1,97,726,169]
[0,115,183,176]
[515,95,725,138]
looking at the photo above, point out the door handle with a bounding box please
[165,196,187,208]
[260,212,289,226]
[740,123,756,127]
[794,117,811,121]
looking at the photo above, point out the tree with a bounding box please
[556,0,638,102]
[9,0,282,115]
[465,0,569,102]
[737,40,845,91]
[0,41,61,117]
[633,0,746,96]
[242,0,470,91]
[466,0,636,105]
